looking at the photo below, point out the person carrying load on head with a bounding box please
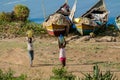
[26,30,35,67]
[58,34,66,67]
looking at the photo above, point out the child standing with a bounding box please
[58,34,66,67]
[26,30,34,67]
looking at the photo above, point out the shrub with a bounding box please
[19,22,47,37]
[0,12,12,22]
[13,4,29,21]
[0,21,47,38]
[81,64,118,80]
[0,69,26,80]
[50,67,75,80]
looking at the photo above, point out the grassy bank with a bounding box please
[0,21,47,39]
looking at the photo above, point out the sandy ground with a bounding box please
[0,36,120,79]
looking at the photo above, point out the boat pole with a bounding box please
[69,0,77,21]
[41,0,46,21]
[65,0,68,3]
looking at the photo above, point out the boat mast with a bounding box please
[65,0,68,3]
[69,0,77,21]
[41,0,46,21]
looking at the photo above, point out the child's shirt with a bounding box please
[59,48,66,58]
[27,42,33,51]
[26,37,33,51]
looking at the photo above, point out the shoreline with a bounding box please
[29,16,117,25]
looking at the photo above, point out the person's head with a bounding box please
[58,34,66,48]
[28,38,32,43]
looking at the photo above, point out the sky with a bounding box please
[0,0,120,24]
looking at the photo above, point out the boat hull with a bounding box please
[76,24,94,35]
[74,0,108,35]
[46,24,66,36]
[115,17,120,30]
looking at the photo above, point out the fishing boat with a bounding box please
[115,15,120,30]
[46,23,67,36]
[43,0,77,36]
[42,1,70,36]
[74,0,109,35]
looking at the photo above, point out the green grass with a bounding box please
[81,64,118,80]
[50,67,75,80]
[0,21,47,38]
[0,68,26,80]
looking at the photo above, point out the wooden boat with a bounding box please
[43,0,77,36]
[46,24,67,36]
[43,2,70,36]
[74,0,109,35]
[115,15,120,30]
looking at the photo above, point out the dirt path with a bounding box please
[0,36,120,79]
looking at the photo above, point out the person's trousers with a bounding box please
[28,50,34,64]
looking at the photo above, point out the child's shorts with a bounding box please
[59,57,66,62]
